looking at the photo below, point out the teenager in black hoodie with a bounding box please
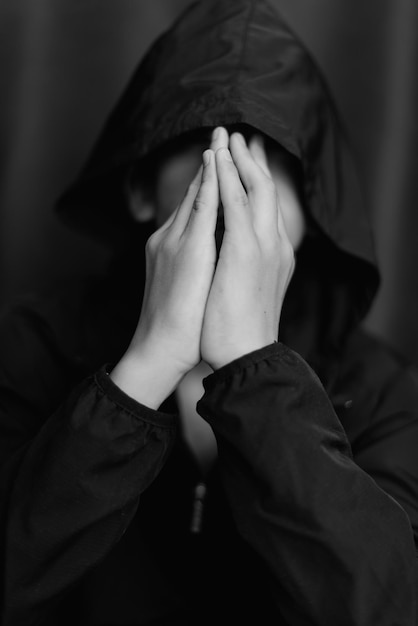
[1,1,417,624]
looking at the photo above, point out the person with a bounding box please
[1,0,417,624]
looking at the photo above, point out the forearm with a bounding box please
[1,367,176,625]
[197,343,418,626]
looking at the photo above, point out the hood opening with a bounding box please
[55,0,380,341]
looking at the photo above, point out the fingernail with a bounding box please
[212,127,221,141]
[203,150,211,166]
[235,132,246,145]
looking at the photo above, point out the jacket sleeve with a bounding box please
[0,308,176,626]
[197,342,418,626]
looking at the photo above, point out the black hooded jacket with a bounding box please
[1,1,418,624]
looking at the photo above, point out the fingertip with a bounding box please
[248,134,270,175]
[202,149,213,166]
[230,132,247,147]
[212,125,227,137]
[249,133,264,147]
[211,126,229,149]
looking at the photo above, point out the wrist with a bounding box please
[110,345,187,409]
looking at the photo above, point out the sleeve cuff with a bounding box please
[203,342,300,387]
[94,364,177,429]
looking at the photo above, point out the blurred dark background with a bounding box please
[0,0,417,361]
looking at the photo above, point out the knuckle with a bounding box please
[193,196,208,212]
[248,173,276,202]
[146,230,177,260]
[193,181,213,211]
[233,189,249,207]
[145,231,159,254]
[159,233,176,255]
[246,169,267,194]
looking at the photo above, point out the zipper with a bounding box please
[190,481,207,534]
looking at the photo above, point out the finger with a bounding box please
[229,132,278,233]
[161,163,203,235]
[165,127,226,236]
[210,126,229,153]
[229,132,270,193]
[215,147,252,233]
[247,133,287,235]
[185,149,219,238]
[248,134,271,177]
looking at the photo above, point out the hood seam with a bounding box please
[236,0,257,84]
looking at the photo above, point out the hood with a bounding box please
[56,0,380,343]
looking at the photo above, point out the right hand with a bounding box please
[131,149,218,373]
[110,131,225,407]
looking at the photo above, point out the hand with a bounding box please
[200,132,295,370]
[111,135,224,407]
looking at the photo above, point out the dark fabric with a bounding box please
[55,0,382,365]
[199,342,418,625]
[55,0,379,315]
[1,0,418,624]
[0,288,418,625]
[2,0,417,361]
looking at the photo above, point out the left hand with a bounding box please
[200,131,295,370]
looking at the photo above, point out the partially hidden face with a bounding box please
[128,131,307,251]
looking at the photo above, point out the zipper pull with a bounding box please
[190,481,207,534]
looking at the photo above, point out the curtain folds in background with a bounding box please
[0,0,417,361]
